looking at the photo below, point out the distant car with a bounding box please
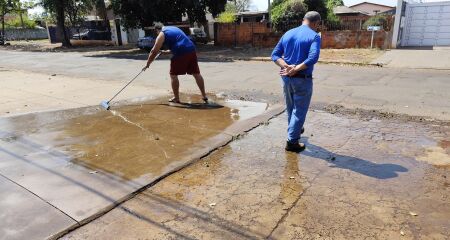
[137,36,156,51]
[72,29,110,40]
[189,27,208,44]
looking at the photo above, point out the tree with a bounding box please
[233,0,251,12]
[110,0,227,29]
[66,0,92,36]
[363,14,388,29]
[206,0,228,17]
[217,2,237,23]
[1,0,20,40]
[303,0,327,20]
[270,0,306,32]
[95,0,110,36]
[40,0,72,47]
[325,0,343,23]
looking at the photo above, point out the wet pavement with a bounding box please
[63,110,450,240]
[0,95,276,240]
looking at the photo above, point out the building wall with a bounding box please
[351,3,394,15]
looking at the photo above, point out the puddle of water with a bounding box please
[0,96,268,180]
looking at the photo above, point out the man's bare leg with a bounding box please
[193,73,207,100]
[170,74,180,102]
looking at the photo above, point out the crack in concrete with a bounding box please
[0,172,78,224]
[110,110,169,159]
[265,169,325,239]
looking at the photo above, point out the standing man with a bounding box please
[143,23,208,103]
[271,11,322,153]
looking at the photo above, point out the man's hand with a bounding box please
[280,65,297,76]
[142,64,149,71]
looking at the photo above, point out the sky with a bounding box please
[252,0,446,10]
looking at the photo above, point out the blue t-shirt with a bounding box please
[271,25,321,75]
[162,26,196,57]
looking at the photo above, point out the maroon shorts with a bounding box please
[170,51,200,75]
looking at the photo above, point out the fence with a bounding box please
[215,22,392,49]
[3,28,48,40]
[214,22,271,47]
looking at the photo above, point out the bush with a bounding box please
[363,15,388,30]
[271,0,307,32]
[217,3,238,23]
[6,15,37,29]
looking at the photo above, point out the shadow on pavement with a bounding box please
[123,102,224,110]
[123,192,265,240]
[85,50,235,63]
[0,132,263,239]
[302,138,408,179]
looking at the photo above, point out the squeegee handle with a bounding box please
[108,52,161,103]
[107,70,144,103]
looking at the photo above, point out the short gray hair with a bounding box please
[304,11,321,23]
[154,22,164,30]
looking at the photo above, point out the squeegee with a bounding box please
[101,52,161,110]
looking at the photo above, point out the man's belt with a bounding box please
[292,73,313,79]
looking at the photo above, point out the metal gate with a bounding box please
[401,1,450,47]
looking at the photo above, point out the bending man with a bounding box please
[143,23,208,103]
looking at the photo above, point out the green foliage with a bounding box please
[270,0,284,9]
[363,15,387,29]
[66,0,93,28]
[325,0,343,23]
[217,2,237,23]
[5,15,36,28]
[110,0,227,29]
[270,0,306,32]
[303,0,327,20]
[1,0,20,17]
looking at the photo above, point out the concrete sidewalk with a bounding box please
[63,110,450,239]
[0,96,283,240]
[372,49,450,70]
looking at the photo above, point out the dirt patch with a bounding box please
[313,102,450,126]
[417,146,450,166]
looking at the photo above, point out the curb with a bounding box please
[198,56,382,67]
[50,104,286,239]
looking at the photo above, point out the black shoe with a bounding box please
[301,127,305,134]
[202,97,209,104]
[285,141,306,153]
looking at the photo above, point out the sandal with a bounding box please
[169,97,180,103]
[202,97,209,103]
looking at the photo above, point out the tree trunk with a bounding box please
[1,7,5,40]
[56,0,71,47]
[19,11,24,29]
[201,21,209,41]
[96,0,111,40]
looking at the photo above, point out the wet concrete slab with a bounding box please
[63,110,450,239]
[0,95,279,239]
[0,175,76,240]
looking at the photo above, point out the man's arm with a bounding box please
[143,32,165,70]
[271,36,288,68]
[289,34,321,76]
[282,34,321,76]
